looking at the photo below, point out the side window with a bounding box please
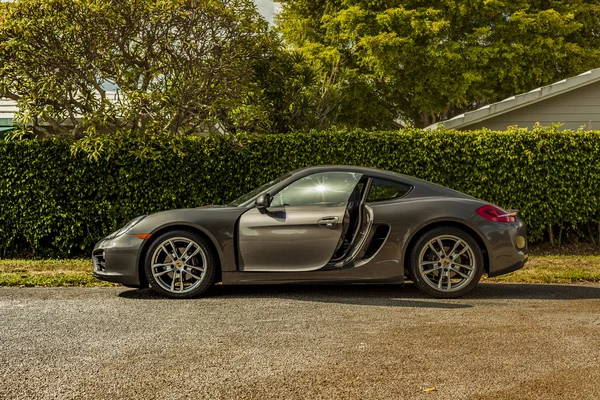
[366,178,410,202]
[270,172,363,207]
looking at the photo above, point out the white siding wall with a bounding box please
[0,98,18,121]
[462,81,600,131]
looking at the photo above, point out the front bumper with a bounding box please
[92,234,145,286]
[486,219,528,278]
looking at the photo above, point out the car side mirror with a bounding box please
[255,193,272,212]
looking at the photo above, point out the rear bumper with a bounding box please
[488,259,527,278]
[92,235,145,286]
[485,219,528,278]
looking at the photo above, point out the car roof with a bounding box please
[290,165,419,184]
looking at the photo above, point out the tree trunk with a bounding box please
[419,111,429,128]
[588,222,596,246]
[558,222,564,247]
[548,224,555,246]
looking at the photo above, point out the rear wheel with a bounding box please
[409,227,483,298]
[144,230,217,298]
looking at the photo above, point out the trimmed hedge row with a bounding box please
[1,127,599,257]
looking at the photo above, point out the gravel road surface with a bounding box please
[0,283,599,400]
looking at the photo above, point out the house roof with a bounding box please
[426,68,600,130]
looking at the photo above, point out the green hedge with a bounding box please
[1,127,599,257]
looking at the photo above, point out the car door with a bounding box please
[238,171,363,272]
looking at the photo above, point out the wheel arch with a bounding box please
[137,223,223,287]
[403,220,490,276]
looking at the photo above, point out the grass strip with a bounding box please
[485,254,600,284]
[0,254,598,287]
[0,259,117,287]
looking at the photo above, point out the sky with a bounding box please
[254,0,278,24]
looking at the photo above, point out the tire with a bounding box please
[144,230,217,298]
[409,227,484,298]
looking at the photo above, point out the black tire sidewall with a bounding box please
[144,230,217,298]
[409,227,484,298]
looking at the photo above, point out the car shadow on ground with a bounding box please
[118,282,600,307]
[119,283,469,308]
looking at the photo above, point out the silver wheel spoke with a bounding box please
[453,246,469,259]
[453,262,473,271]
[161,245,173,262]
[181,241,195,258]
[180,274,184,291]
[170,274,176,291]
[448,240,463,257]
[154,268,173,277]
[436,238,447,257]
[185,270,203,280]
[437,274,444,289]
[446,271,451,290]
[152,263,171,269]
[423,266,442,275]
[185,264,205,272]
[183,248,200,262]
[168,240,179,259]
[451,268,470,279]
[420,261,439,266]
[428,243,442,260]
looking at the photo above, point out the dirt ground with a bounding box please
[0,283,599,399]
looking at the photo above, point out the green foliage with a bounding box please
[1,126,600,257]
[0,0,274,137]
[276,0,600,127]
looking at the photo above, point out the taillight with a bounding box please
[476,204,517,223]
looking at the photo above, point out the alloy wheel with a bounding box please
[150,237,208,294]
[417,234,476,293]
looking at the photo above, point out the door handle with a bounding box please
[318,216,339,228]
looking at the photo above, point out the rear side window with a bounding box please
[367,178,410,202]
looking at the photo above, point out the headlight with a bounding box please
[106,215,147,239]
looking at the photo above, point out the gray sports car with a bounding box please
[92,165,527,298]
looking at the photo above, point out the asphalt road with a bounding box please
[0,283,599,400]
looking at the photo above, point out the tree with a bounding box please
[276,0,600,127]
[252,47,399,132]
[0,0,275,137]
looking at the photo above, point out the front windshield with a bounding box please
[228,173,291,207]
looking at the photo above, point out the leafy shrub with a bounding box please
[1,126,599,257]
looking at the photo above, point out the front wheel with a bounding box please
[409,227,484,298]
[144,230,217,298]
